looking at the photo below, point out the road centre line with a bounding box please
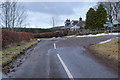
[57,54,74,80]
[54,42,74,80]
[54,43,56,49]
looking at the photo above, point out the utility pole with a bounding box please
[52,17,55,28]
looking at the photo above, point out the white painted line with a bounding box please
[81,47,86,51]
[57,54,74,80]
[54,43,56,49]
[99,39,112,44]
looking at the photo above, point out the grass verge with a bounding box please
[2,40,38,67]
[91,39,119,61]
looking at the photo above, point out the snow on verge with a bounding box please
[76,33,120,38]
[65,35,76,38]
[37,39,41,41]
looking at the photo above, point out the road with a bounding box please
[8,36,118,78]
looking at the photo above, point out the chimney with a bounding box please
[79,17,82,21]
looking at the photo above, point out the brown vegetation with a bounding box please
[91,39,119,61]
[2,29,33,48]
[34,31,67,38]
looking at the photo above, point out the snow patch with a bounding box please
[65,35,76,38]
[76,33,120,38]
[37,39,41,41]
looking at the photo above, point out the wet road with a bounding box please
[8,36,118,78]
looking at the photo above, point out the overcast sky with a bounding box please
[23,2,97,28]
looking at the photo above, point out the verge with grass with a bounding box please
[90,39,119,61]
[2,40,38,67]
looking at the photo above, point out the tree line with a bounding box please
[85,2,120,30]
[0,0,27,32]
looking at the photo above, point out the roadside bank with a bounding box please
[2,40,39,75]
[87,38,119,74]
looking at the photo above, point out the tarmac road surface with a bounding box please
[8,36,118,78]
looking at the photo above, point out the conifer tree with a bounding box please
[85,8,96,29]
[96,4,107,29]
[85,4,107,30]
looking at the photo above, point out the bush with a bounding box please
[2,29,33,48]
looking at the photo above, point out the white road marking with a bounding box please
[57,54,74,80]
[54,43,56,49]
[81,47,85,51]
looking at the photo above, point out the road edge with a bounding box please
[2,40,39,75]
[86,45,119,76]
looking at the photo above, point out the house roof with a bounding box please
[71,20,78,22]
[76,21,85,27]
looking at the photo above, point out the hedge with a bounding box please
[2,29,33,48]
[34,31,67,38]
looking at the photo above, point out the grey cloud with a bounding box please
[22,2,97,28]
[23,2,86,15]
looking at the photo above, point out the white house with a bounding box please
[70,25,80,31]
[61,17,85,30]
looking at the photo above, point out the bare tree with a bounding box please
[16,5,27,28]
[50,15,59,28]
[112,2,120,20]
[51,16,55,27]
[100,1,120,23]
[1,0,27,31]
[0,3,6,28]
[1,1,11,28]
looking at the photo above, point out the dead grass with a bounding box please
[2,40,38,67]
[91,39,119,61]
